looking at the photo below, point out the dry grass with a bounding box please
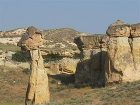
[0,66,140,105]
[0,43,20,52]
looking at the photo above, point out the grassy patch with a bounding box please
[12,51,31,62]
[0,43,20,52]
[43,54,63,62]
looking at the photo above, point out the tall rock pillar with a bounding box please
[18,26,50,105]
[106,20,135,82]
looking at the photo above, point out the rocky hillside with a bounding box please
[0,27,92,74]
[42,28,81,57]
[0,28,88,57]
[0,28,26,37]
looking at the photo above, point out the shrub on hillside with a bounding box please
[12,51,31,62]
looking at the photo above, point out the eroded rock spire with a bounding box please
[18,26,50,105]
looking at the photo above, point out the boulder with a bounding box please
[45,58,79,75]
[18,26,43,51]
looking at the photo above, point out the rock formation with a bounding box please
[107,20,140,82]
[45,58,79,75]
[130,23,140,80]
[74,20,140,87]
[74,35,104,60]
[74,35,109,86]
[106,20,132,82]
[18,26,50,105]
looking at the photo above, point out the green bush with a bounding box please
[12,51,31,62]
[0,43,20,52]
[43,54,63,62]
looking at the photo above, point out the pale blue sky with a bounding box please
[0,0,140,33]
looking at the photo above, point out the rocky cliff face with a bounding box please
[74,20,140,87]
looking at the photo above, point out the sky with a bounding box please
[0,0,140,33]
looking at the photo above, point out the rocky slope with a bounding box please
[42,28,81,57]
[0,28,26,37]
[0,28,83,56]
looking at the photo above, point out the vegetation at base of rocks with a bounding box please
[0,66,140,105]
[0,43,20,52]
[43,54,64,62]
[12,51,31,62]
[73,53,81,59]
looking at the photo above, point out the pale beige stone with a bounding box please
[106,24,131,37]
[132,38,140,70]
[18,26,50,105]
[131,23,140,37]
[106,20,131,37]
[108,37,135,81]
[129,37,140,81]
[26,50,50,105]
